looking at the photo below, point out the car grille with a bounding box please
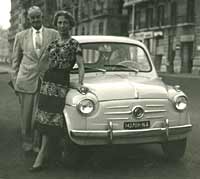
[103,99,168,121]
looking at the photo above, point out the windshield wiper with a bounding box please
[104,64,139,73]
[85,66,106,73]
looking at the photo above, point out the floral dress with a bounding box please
[35,38,82,137]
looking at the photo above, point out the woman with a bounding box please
[29,10,85,172]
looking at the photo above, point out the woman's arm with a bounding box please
[76,54,85,85]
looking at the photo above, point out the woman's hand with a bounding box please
[70,82,88,94]
[76,82,83,91]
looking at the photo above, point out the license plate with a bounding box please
[124,121,150,129]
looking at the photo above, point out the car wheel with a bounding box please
[161,138,187,161]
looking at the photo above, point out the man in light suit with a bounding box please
[11,6,60,153]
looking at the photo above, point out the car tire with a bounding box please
[161,138,187,161]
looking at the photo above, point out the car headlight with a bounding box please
[77,99,95,115]
[174,95,187,111]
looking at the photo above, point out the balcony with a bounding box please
[79,12,90,21]
[124,0,148,7]
[91,8,124,18]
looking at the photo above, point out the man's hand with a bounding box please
[8,80,19,96]
[14,90,19,96]
[8,80,14,89]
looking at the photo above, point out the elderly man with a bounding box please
[11,6,60,153]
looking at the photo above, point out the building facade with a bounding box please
[0,29,9,63]
[8,0,65,52]
[8,0,25,55]
[9,0,200,74]
[124,0,199,74]
[9,0,128,52]
[71,0,128,36]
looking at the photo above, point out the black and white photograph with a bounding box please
[0,0,199,178]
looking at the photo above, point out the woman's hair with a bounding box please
[53,10,75,28]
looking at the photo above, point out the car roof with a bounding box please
[72,35,146,47]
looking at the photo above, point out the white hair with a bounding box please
[28,6,43,17]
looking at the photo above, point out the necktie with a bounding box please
[35,31,42,56]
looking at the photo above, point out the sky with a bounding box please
[0,0,11,29]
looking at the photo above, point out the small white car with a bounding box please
[63,35,192,161]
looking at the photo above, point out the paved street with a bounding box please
[0,67,200,179]
[0,62,12,74]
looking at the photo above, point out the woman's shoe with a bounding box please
[29,165,44,173]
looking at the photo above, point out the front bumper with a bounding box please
[70,119,192,144]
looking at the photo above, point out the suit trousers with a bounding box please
[18,91,39,151]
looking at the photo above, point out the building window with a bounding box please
[92,1,97,15]
[93,23,96,34]
[171,2,177,25]
[56,0,63,9]
[82,26,85,35]
[97,0,104,13]
[74,0,79,6]
[187,0,195,22]
[75,27,78,35]
[80,2,88,19]
[98,22,104,35]
[146,8,153,28]
[128,7,133,31]
[118,0,124,14]
[157,5,165,26]
[135,10,141,30]
[144,38,151,53]
[74,7,78,22]
[99,0,104,9]
[84,1,90,18]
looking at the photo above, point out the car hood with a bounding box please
[82,73,168,101]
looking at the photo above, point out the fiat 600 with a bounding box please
[63,36,192,160]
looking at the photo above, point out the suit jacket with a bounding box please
[11,27,60,93]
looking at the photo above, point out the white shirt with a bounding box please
[32,27,43,50]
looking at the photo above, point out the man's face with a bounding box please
[28,10,43,30]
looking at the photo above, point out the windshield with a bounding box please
[72,42,151,73]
